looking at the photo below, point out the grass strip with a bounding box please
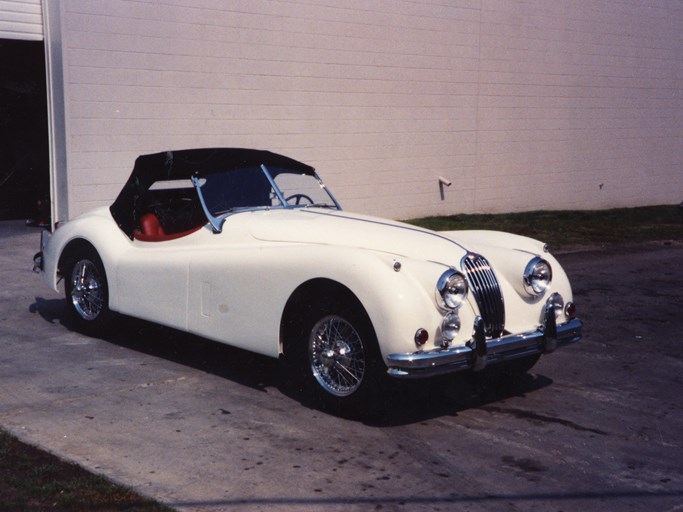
[0,428,173,512]
[405,205,683,250]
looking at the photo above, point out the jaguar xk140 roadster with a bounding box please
[34,148,582,411]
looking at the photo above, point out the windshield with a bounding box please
[272,168,338,208]
[192,165,340,231]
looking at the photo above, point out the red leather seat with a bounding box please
[134,212,203,242]
[139,213,166,237]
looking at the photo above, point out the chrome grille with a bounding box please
[462,253,505,338]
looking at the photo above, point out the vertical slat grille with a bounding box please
[462,254,505,338]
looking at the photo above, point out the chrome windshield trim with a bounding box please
[266,166,341,211]
[260,164,288,207]
[316,171,343,211]
[191,174,223,233]
[192,166,342,233]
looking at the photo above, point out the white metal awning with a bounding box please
[0,0,43,41]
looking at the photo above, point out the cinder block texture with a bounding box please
[57,0,683,219]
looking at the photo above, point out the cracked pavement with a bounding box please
[1,221,682,511]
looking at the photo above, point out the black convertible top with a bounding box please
[110,148,315,238]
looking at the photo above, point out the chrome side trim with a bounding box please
[385,318,582,379]
[300,209,470,253]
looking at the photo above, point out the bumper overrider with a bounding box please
[33,251,44,273]
[386,305,582,378]
[32,230,51,274]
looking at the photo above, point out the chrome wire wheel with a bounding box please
[69,259,104,321]
[308,315,366,397]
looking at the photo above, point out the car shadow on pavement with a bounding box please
[362,371,554,427]
[30,296,279,392]
[30,296,553,425]
[29,296,64,324]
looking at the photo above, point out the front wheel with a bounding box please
[63,247,112,333]
[309,314,367,398]
[287,302,383,416]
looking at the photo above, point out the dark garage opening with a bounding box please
[0,38,49,223]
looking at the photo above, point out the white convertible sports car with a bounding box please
[34,148,582,411]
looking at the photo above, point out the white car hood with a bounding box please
[248,209,470,265]
[248,208,548,267]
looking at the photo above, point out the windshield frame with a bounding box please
[192,164,342,233]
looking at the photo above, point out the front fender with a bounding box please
[279,246,455,361]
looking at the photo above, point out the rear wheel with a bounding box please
[63,246,112,333]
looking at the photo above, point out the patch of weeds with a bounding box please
[0,428,174,511]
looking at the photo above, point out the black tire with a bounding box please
[62,245,112,333]
[286,298,383,417]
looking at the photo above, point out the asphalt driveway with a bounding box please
[1,220,681,511]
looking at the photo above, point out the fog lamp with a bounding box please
[440,312,461,346]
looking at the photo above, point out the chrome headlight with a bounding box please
[436,269,468,309]
[523,257,552,296]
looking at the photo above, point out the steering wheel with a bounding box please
[285,193,314,206]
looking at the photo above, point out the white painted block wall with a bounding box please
[56,0,683,220]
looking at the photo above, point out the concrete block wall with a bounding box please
[55,0,683,220]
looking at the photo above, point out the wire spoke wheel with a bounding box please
[69,259,105,321]
[308,315,366,397]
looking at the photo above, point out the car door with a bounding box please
[185,222,291,358]
[114,239,193,331]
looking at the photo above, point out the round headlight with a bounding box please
[523,257,552,296]
[436,269,468,309]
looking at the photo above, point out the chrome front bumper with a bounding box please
[386,316,583,379]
